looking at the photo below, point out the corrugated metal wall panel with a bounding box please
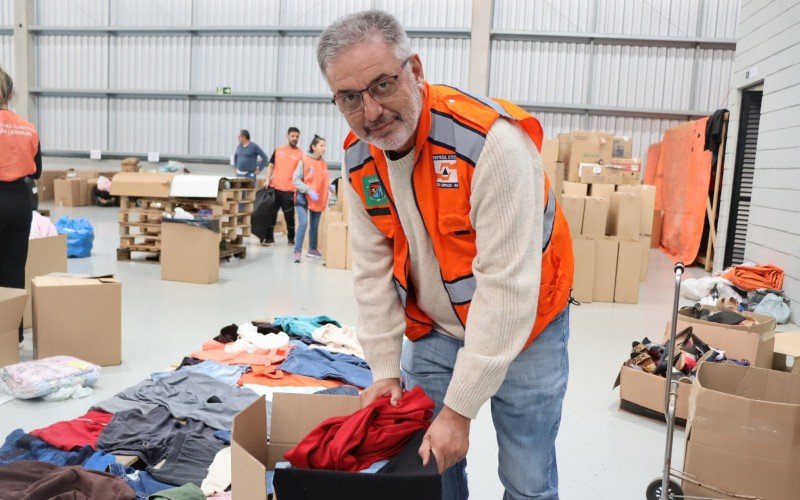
[282,0,371,27]
[414,38,470,88]
[36,35,109,88]
[275,102,350,165]
[489,40,588,104]
[36,0,108,26]
[694,48,734,112]
[192,0,280,26]
[492,0,593,32]
[110,36,190,90]
[701,0,738,38]
[591,45,694,109]
[109,98,189,155]
[37,96,108,150]
[278,36,328,94]
[587,115,682,161]
[0,35,12,76]
[110,0,191,26]
[189,100,277,157]
[375,0,472,28]
[534,111,585,137]
[191,36,280,92]
[0,0,12,25]
[595,0,699,36]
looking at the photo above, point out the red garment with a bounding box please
[721,264,784,291]
[30,410,113,451]
[284,386,434,472]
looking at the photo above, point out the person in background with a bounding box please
[292,135,330,263]
[263,127,303,246]
[318,11,573,500]
[233,129,267,179]
[0,66,42,343]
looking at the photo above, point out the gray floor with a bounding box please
[6,199,725,499]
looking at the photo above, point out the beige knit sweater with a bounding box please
[344,118,545,419]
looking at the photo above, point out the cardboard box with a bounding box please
[23,235,68,329]
[32,275,122,366]
[325,222,348,269]
[37,170,66,202]
[541,139,558,163]
[161,220,221,284]
[571,237,595,303]
[607,192,642,238]
[110,172,176,198]
[581,197,609,237]
[651,210,664,248]
[53,178,83,207]
[0,288,28,368]
[593,237,619,302]
[676,305,776,335]
[614,238,642,303]
[565,132,613,182]
[557,133,570,162]
[612,136,632,159]
[563,181,588,197]
[773,332,800,374]
[639,238,650,282]
[682,364,800,499]
[617,364,692,424]
[578,162,642,185]
[543,161,564,203]
[120,157,141,173]
[666,320,775,370]
[618,184,656,235]
[560,196,585,237]
[588,183,615,202]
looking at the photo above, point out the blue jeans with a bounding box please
[401,307,570,500]
[294,205,321,253]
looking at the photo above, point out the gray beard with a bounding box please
[364,87,423,152]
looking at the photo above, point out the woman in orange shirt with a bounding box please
[292,135,330,263]
[0,67,42,342]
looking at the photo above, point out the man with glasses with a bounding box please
[318,10,574,500]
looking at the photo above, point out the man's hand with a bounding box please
[419,406,470,474]
[359,378,402,408]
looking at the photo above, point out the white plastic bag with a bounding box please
[753,293,791,324]
[681,277,731,301]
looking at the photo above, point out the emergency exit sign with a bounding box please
[216,87,232,95]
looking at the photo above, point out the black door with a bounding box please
[724,90,762,268]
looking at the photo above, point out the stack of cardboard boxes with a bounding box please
[323,191,352,270]
[51,169,119,207]
[541,132,654,304]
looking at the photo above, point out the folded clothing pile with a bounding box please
[0,356,101,400]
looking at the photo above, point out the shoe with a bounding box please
[306,249,322,259]
[260,240,275,247]
[293,251,301,263]
[288,239,295,246]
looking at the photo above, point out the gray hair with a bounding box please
[317,10,413,74]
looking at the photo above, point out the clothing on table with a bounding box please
[225,322,290,351]
[213,430,231,445]
[208,492,232,500]
[83,450,118,472]
[401,308,570,500]
[279,343,372,388]
[94,372,258,430]
[30,409,113,450]
[238,363,344,388]
[263,188,296,243]
[214,324,239,344]
[151,360,248,386]
[148,483,206,500]
[311,324,364,358]
[200,446,232,495]
[0,180,33,342]
[316,385,360,396]
[273,315,341,338]
[177,357,204,369]
[294,205,322,254]
[253,321,283,335]
[0,460,135,500]
[147,432,226,487]
[234,142,268,174]
[284,386,433,472]
[0,428,94,467]
[191,339,288,367]
[287,332,324,346]
[107,463,174,499]
[96,406,215,466]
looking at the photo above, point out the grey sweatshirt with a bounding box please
[234,142,267,173]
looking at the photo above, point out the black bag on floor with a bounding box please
[252,187,276,241]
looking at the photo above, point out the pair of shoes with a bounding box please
[305,249,323,259]
[293,251,301,263]
[630,341,657,374]
[260,239,275,247]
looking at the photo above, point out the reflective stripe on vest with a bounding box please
[346,140,372,174]
[429,110,485,167]
[543,186,556,250]
[444,85,512,119]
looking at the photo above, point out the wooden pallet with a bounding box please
[118,244,247,262]
[220,245,247,260]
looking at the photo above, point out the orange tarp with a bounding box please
[721,264,784,291]
[646,118,712,264]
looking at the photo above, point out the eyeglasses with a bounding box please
[331,59,410,114]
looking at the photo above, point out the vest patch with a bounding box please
[433,154,458,188]
[362,175,388,206]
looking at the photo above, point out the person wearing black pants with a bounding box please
[0,66,42,342]
[263,128,303,246]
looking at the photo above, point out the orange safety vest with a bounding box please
[298,155,330,212]
[345,84,574,348]
[0,110,39,182]
[271,144,304,192]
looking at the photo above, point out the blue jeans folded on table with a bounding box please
[83,450,117,472]
[401,307,571,500]
[273,315,340,338]
[151,360,247,386]
[278,344,372,388]
[107,462,174,499]
[0,429,94,467]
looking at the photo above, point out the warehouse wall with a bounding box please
[714,0,800,321]
[0,0,13,76]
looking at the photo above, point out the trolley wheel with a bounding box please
[646,478,683,499]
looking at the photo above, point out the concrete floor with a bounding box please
[5,195,735,499]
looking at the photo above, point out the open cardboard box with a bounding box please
[110,172,177,198]
[675,305,776,334]
[682,363,800,499]
[0,288,28,368]
[773,331,800,374]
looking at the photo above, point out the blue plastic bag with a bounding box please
[55,216,94,258]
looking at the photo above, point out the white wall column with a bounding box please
[12,0,34,121]
[467,0,492,95]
